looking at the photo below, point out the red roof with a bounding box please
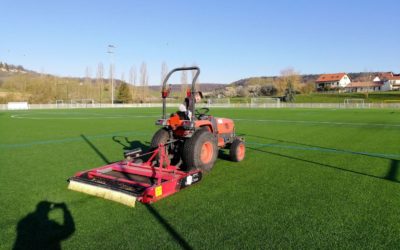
[376,72,393,80]
[387,75,400,80]
[316,73,347,83]
[345,82,383,88]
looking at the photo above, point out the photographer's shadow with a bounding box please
[13,201,75,250]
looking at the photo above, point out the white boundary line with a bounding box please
[10,113,159,120]
[233,118,400,128]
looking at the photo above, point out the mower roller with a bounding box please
[68,67,244,207]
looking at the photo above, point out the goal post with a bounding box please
[344,98,365,108]
[70,99,95,108]
[55,100,64,108]
[207,98,231,107]
[250,97,280,108]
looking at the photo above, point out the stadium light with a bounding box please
[107,45,116,106]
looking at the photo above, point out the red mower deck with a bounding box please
[68,144,202,207]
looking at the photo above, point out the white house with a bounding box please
[373,72,394,82]
[345,82,383,92]
[382,75,400,91]
[315,73,351,91]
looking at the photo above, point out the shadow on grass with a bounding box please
[145,204,192,250]
[245,134,397,160]
[247,146,400,184]
[13,201,75,250]
[80,134,192,249]
[385,160,400,182]
[81,134,110,164]
[218,150,231,162]
[112,136,150,152]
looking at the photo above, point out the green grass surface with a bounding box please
[1,107,400,249]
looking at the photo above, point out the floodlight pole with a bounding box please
[107,45,116,106]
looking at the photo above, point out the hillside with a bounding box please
[148,83,226,93]
[229,72,382,88]
[0,62,228,103]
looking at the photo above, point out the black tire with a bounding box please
[229,139,245,162]
[150,128,170,160]
[150,128,170,148]
[182,129,218,172]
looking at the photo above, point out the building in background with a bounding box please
[315,73,351,91]
[344,82,383,92]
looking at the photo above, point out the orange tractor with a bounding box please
[151,66,245,172]
[67,67,245,207]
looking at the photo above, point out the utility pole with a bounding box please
[107,45,116,106]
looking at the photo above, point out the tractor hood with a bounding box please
[215,118,235,134]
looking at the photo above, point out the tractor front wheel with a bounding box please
[182,129,218,172]
[229,139,245,162]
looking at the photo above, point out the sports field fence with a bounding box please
[2,102,400,110]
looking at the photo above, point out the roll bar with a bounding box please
[161,67,200,121]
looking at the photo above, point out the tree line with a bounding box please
[0,62,200,104]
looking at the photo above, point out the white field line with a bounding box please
[10,113,159,120]
[234,118,400,128]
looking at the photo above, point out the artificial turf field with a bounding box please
[1,107,400,249]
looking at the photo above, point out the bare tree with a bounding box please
[161,61,168,90]
[129,66,136,102]
[84,66,92,99]
[140,62,148,102]
[85,66,92,84]
[278,68,300,102]
[96,63,104,103]
[109,64,115,104]
[277,68,300,96]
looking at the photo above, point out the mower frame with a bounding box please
[68,144,202,206]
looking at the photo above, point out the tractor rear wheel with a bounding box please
[182,129,218,172]
[229,139,245,162]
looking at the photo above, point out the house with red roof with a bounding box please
[382,75,400,91]
[371,72,400,91]
[315,73,351,91]
[373,72,393,82]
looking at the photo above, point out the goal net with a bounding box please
[207,98,231,107]
[344,98,365,108]
[250,97,280,108]
[70,99,95,108]
[55,100,65,108]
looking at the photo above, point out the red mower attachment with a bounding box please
[68,144,202,207]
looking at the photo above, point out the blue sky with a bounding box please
[1,0,399,84]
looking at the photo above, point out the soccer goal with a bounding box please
[344,98,365,108]
[70,99,95,108]
[55,100,64,108]
[207,98,231,107]
[250,97,281,108]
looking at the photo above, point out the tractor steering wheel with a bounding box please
[195,107,210,119]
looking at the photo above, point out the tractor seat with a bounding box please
[176,111,189,120]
